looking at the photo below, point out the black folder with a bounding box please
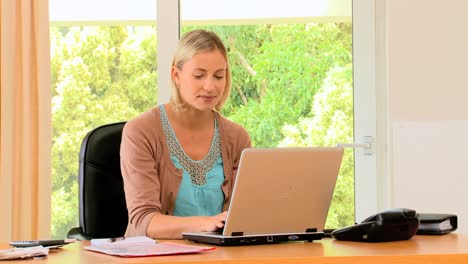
[417,213,457,235]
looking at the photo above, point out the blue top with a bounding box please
[171,156,225,216]
[159,105,225,216]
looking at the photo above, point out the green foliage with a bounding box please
[279,64,354,228]
[50,26,157,238]
[50,23,353,237]
[226,23,351,147]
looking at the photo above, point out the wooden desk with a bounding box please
[2,234,468,264]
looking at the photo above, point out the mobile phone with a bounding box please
[9,239,76,248]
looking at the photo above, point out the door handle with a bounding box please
[337,136,374,155]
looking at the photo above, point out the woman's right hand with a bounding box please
[201,211,227,232]
[147,211,228,239]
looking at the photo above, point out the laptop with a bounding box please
[182,147,344,246]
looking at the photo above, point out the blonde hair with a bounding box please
[170,29,232,112]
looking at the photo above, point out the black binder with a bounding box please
[417,213,457,235]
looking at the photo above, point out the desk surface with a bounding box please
[2,234,468,264]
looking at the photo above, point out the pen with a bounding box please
[109,236,125,243]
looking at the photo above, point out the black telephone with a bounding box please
[331,208,419,242]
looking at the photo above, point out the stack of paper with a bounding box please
[0,246,49,260]
[84,236,215,257]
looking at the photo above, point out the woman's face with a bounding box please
[173,49,227,112]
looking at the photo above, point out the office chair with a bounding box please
[67,122,128,240]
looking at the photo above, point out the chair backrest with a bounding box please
[78,122,128,239]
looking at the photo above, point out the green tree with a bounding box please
[279,64,354,228]
[50,26,157,237]
[226,23,352,147]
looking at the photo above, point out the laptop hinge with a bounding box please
[306,228,318,233]
[231,232,244,236]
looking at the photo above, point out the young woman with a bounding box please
[120,29,251,239]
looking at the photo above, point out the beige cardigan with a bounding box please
[120,106,252,237]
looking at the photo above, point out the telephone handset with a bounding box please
[331,208,419,242]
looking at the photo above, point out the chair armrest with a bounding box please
[67,227,93,241]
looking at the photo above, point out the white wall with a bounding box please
[385,0,468,233]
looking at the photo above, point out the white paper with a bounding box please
[0,246,49,260]
[84,236,215,257]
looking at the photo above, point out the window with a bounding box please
[49,0,378,237]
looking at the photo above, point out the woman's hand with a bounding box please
[201,211,227,232]
[147,211,228,239]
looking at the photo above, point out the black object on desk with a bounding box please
[9,239,76,248]
[417,213,457,235]
[331,208,419,242]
